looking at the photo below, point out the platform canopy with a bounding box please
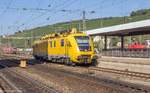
[86,19,150,36]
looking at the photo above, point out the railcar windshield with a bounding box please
[75,36,91,51]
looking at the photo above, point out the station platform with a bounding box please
[97,56,150,74]
[98,56,150,65]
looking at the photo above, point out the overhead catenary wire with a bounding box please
[18,0,81,32]
[60,0,79,9]
[0,0,83,32]
[0,0,13,17]
[87,0,130,28]
[0,0,143,36]
[21,0,80,33]
[16,0,72,31]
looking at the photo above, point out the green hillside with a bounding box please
[2,9,150,48]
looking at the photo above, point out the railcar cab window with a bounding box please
[61,39,64,47]
[75,36,91,51]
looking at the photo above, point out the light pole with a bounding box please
[61,9,95,32]
[82,10,95,32]
[82,11,86,31]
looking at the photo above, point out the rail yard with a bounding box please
[1,0,150,93]
[0,54,149,93]
[1,23,150,93]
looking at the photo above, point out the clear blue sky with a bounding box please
[0,0,150,35]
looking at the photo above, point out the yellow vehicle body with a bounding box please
[33,28,96,65]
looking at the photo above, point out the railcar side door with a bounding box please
[65,39,69,57]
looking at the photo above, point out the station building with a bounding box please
[87,19,150,58]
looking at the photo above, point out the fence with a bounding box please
[102,48,150,58]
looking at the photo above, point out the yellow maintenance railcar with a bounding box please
[33,28,97,65]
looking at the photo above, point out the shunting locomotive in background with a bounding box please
[33,28,97,65]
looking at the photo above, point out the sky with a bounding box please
[0,0,150,35]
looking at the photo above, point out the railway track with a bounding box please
[0,63,60,93]
[0,55,150,93]
[24,64,129,93]
[29,64,150,93]
[89,67,150,80]
[3,54,150,80]
[2,54,150,79]
[0,73,22,93]
[0,65,21,93]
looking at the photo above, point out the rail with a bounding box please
[0,63,59,93]
[89,67,150,80]
[0,70,22,93]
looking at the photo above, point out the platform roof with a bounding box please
[86,19,150,36]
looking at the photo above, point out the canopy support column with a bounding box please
[121,35,124,50]
[104,35,107,50]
